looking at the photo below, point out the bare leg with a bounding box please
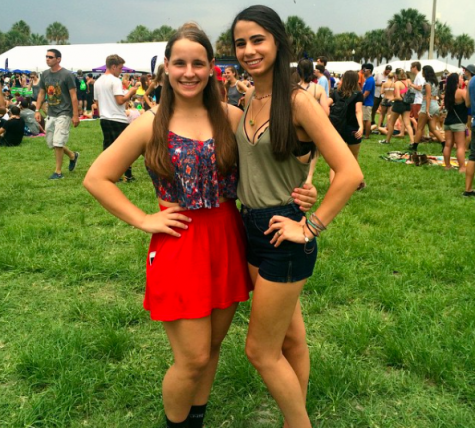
[466,161,475,192]
[282,301,310,428]
[192,304,239,405]
[414,113,428,144]
[454,131,467,173]
[246,274,311,428]
[427,117,444,142]
[54,147,64,174]
[402,112,414,144]
[443,130,454,170]
[385,112,399,143]
[162,317,212,423]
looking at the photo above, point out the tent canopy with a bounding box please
[92,65,135,73]
[290,61,361,75]
[0,42,167,73]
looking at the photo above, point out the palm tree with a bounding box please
[360,30,392,65]
[215,29,233,57]
[0,31,5,54]
[333,32,361,61]
[30,33,49,46]
[4,30,31,51]
[386,8,430,60]
[151,25,176,42]
[285,16,314,59]
[46,22,69,44]
[451,34,475,68]
[10,20,31,37]
[122,25,152,43]
[310,26,334,59]
[434,21,453,59]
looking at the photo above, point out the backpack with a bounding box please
[329,90,358,134]
[403,86,415,104]
[79,78,87,91]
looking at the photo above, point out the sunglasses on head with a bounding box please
[46,55,56,59]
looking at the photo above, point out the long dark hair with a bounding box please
[231,5,298,161]
[444,73,459,112]
[422,65,438,87]
[339,70,359,98]
[145,23,237,179]
[297,58,314,84]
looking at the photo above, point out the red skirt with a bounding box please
[144,200,252,321]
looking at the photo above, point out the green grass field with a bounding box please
[0,120,474,427]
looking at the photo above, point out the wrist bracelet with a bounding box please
[310,213,327,230]
[302,224,315,243]
[307,217,324,233]
[306,219,319,237]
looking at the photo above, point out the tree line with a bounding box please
[2,9,474,67]
[0,21,69,54]
[216,8,474,67]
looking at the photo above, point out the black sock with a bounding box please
[187,404,207,428]
[412,143,419,150]
[166,416,189,428]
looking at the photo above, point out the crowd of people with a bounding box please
[1,6,475,427]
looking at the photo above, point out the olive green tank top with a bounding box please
[236,98,310,209]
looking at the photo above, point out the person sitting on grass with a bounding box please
[0,106,25,147]
[20,100,44,135]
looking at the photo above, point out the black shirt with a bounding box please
[330,91,364,128]
[2,117,25,146]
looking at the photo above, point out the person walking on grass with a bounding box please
[409,65,444,152]
[231,6,363,427]
[35,49,80,180]
[84,23,316,428]
[443,73,469,173]
[379,68,414,146]
[94,54,140,182]
[463,64,475,197]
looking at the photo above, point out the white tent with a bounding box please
[373,59,462,76]
[0,42,168,73]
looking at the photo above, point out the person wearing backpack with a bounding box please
[329,70,365,189]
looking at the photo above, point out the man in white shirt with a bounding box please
[408,61,425,121]
[94,54,139,181]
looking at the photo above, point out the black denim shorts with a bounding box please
[241,203,318,283]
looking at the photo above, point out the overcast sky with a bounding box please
[2,0,475,65]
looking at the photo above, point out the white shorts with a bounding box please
[45,116,71,148]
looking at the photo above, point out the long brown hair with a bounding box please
[145,23,237,179]
[231,5,298,161]
[339,70,359,98]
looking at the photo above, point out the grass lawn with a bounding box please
[0,120,474,427]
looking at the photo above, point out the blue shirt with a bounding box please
[318,76,329,96]
[362,75,375,107]
[469,76,475,127]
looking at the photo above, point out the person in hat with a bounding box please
[463,64,475,196]
[372,65,392,125]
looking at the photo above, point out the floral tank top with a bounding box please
[146,131,238,210]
